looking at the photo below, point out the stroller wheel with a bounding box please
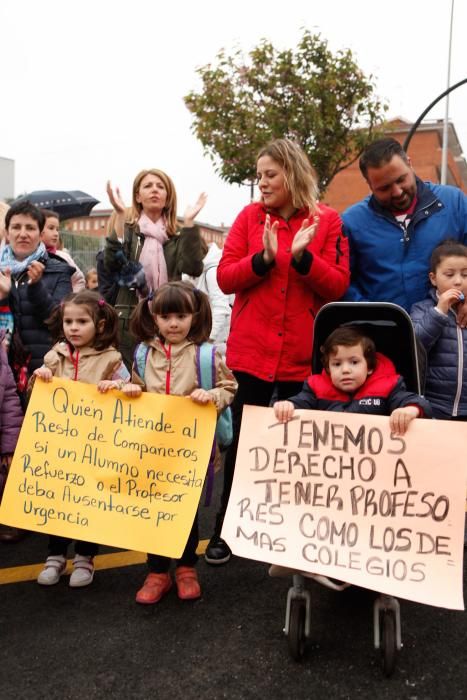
[288,598,306,661]
[380,610,397,677]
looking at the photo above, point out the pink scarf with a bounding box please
[138,212,169,292]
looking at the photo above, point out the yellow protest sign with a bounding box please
[0,378,216,557]
[222,406,466,610]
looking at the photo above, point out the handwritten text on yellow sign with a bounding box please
[0,378,216,557]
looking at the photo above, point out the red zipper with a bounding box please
[68,345,80,381]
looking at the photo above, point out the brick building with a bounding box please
[62,209,229,247]
[323,117,467,213]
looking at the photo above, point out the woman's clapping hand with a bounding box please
[262,214,279,264]
[27,261,45,285]
[291,216,319,262]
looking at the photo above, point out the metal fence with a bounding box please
[60,232,104,273]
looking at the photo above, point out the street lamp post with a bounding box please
[441,0,455,185]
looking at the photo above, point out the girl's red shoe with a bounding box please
[175,566,201,600]
[135,573,172,604]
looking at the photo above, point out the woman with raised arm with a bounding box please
[101,169,207,366]
[204,138,350,566]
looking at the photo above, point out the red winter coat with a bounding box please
[288,352,432,417]
[218,203,350,382]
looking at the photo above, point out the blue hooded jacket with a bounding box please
[410,288,467,418]
[343,179,467,310]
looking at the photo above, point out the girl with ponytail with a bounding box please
[122,281,237,604]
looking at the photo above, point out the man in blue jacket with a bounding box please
[343,138,467,312]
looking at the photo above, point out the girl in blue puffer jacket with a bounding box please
[411,239,467,546]
[410,240,467,420]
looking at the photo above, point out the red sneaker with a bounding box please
[135,573,172,604]
[175,567,201,600]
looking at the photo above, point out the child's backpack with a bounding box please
[196,343,233,449]
[134,341,233,506]
[134,341,233,449]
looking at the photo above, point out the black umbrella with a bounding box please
[14,190,100,221]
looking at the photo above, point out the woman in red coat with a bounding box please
[205,138,350,565]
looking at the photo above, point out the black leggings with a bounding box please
[213,371,303,535]
[48,536,98,557]
[147,512,199,573]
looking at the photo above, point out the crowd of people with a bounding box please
[0,136,466,603]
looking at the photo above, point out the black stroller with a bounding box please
[281,302,426,676]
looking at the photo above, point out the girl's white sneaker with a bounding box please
[37,555,66,586]
[69,555,95,588]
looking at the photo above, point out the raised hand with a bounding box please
[291,216,320,261]
[263,214,279,265]
[106,180,126,214]
[455,294,467,328]
[0,267,11,298]
[27,261,45,285]
[184,192,208,227]
[436,288,464,315]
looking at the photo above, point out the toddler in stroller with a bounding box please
[270,302,432,674]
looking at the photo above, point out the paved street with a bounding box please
[1,480,465,700]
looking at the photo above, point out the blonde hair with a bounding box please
[129,169,178,236]
[257,139,318,213]
[106,208,133,237]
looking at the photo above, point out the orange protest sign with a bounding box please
[222,406,466,610]
[0,378,216,557]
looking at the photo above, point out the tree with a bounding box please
[184,30,387,194]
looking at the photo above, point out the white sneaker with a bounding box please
[69,555,95,588]
[37,555,66,586]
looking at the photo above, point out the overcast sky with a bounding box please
[1,0,466,226]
